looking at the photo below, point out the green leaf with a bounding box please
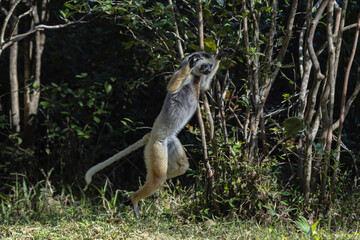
[33,82,39,88]
[76,73,88,78]
[87,99,94,108]
[93,116,100,123]
[204,36,217,52]
[284,116,305,137]
[274,61,282,67]
[40,101,50,108]
[263,205,273,210]
[60,10,66,19]
[189,43,201,51]
[240,96,249,106]
[261,6,272,13]
[254,51,265,56]
[104,81,112,94]
[269,210,277,216]
[295,216,311,235]
[311,220,320,234]
[105,122,114,132]
[64,2,75,10]
[123,118,133,123]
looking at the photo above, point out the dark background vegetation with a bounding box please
[1,0,360,225]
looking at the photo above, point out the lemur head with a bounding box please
[188,52,215,77]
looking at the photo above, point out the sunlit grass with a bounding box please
[1,212,359,239]
[0,176,359,239]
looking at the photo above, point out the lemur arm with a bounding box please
[200,56,220,91]
[167,63,192,94]
[200,48,235,91]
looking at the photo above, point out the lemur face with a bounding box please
[189,52,215,77]
[199,63,213,75]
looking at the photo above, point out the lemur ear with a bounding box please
[189,54,202,68]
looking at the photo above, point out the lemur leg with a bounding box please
[131,138,168,218]
[166,136,189,179]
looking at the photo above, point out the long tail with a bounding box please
[85,133,150,184]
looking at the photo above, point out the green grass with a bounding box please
[0,176,359,239]
[1,194,359,240]
[1,212,359,239]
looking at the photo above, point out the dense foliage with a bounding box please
[1,0,360,227]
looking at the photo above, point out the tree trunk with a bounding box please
[23,0,49,146]
[9,1,20,132]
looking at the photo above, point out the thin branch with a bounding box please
[0,0,21,44]
[168,0,184,58]
[202,93,214,140]
[332,78,360,131]
[307,0,329,81]
[261,0,298,101]
[315,22,358,57]
[264,0,277,71]
[331,12,360,200]
[299,26,306,78]
[327,0,336,122]
[9,9,32,40]
[319,0,336,204]
[334,0,349,77]
[312,0,323,12]
[1,7,9,16]
[197,0,204,50]
[343,23,358,32]
[332,15,360,132]
[265,137,288,158]
[271,0,298,81]
[1,21,87,53]
[126,27,167,54]
[0,83,32,98]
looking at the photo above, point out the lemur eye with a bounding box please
[201,65,207,70]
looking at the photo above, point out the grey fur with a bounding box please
[85,52,220,216]
[152,82,199,139]
[85,52,218,186]
[177,52,220,91]
[176,52,213,72]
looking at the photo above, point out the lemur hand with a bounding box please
[218,47,235,59]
